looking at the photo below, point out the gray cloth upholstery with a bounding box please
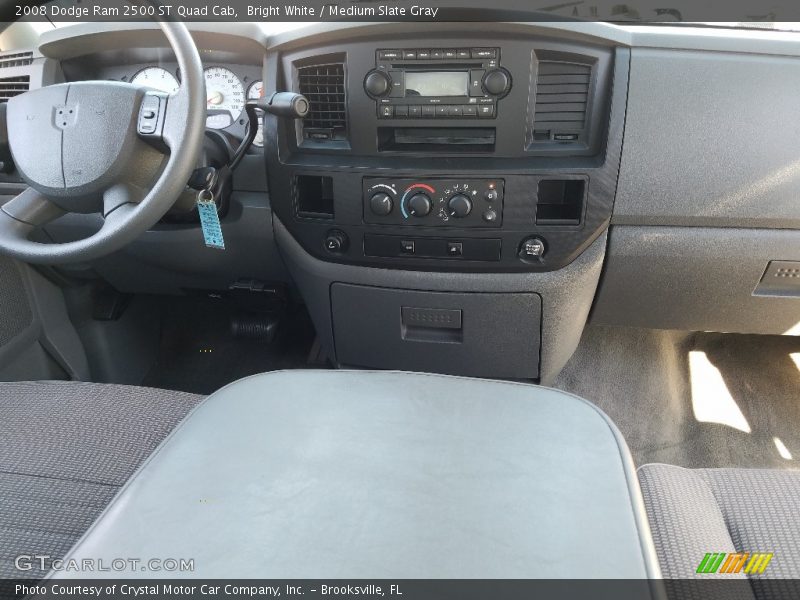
[58,370,660,580]
[639,464,800,599]
[0,381,201,579]
[0,257,32,346]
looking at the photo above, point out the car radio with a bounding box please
[363,48,511,119]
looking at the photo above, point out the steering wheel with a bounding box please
[0,20,206,264]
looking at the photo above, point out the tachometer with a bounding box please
[204,67,244,129]
[131,67,179,94]
[247,80,265,147]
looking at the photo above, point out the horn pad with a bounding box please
[7,82,144,211]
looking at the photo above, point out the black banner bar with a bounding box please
[6,0,800,23]
[3,579,798,600]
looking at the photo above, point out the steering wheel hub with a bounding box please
[7,82,147,211]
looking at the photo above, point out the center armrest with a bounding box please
[55,370,659,579]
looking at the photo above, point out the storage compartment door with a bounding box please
[331,284,541,379]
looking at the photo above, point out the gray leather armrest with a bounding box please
[56,370,660,579]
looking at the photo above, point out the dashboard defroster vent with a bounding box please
[533,60,592,142]
[0,76,30,103]
[297,63,347,141]
[0,51,33,69]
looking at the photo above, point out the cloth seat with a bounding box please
[0,381,201,579]
[638,463,800,599]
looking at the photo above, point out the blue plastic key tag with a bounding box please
[196,189,225,250]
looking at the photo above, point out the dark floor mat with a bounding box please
[142,295,322,395]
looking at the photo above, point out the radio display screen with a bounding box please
[405,71,468,97]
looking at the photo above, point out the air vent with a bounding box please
[297,63,347,141]
[0,76,30,103]
[533,61,592,142]
[0,51,33,69]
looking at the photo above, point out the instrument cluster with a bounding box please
[128,64,264,146]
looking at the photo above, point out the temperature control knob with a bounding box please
[407,193,432,217]
[364,70,392,98]
[448,194,473,218]
[369,192,394,216]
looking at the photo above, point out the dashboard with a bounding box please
[1,21,799,384]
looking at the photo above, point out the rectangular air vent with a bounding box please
[533,61,592,142]
[0,76,30,103]
[0,51,33,69]
[297,63,347,141]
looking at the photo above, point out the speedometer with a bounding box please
[131,67,179,94]
[204,67,244,129]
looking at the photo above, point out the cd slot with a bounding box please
[389,62,483,69]
[378,127,496,153]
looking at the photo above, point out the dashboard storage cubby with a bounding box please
[331,284,541,379]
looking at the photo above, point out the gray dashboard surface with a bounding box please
[56,370,659,580]
[615,48,800,229]
[593,226,800,335]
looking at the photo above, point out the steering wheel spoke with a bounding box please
[162,86,193,150]
[100,202,138,233]
[1,188,65,228]
[102,183,147,217]
[0,189,65,260]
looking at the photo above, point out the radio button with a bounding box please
[472,48,497,59]
[431,49,444,60]
[422,105,435,117]
[469,69,486,97]
[395,105,409,117]
[379,105,394,118]
[463,105,477,117]
[443,49,457,59]
[417,49,431,60]
[457,49,471,59]
[435,105,449,117]
[402,50,416,60]
[379,50,402,60]
[388,70,404,97]
[477,105,495,118]
[408,105,422,118]
[449,106,463,117]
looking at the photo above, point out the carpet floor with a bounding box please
[553,326,800,470]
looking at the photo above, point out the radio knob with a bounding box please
[407,193,432,217]
[448,194,473,218]
[482,68,511,97]
[369,192,394,216]
[364,70,392,97]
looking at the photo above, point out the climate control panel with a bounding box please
[362,178,504,227]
